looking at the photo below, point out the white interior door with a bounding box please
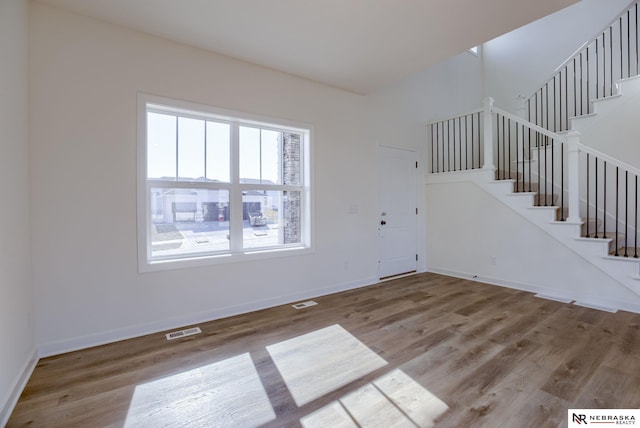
[378,146,417,279]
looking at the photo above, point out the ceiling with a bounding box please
[36,0,580,94]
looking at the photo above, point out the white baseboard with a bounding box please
[0,348,38,427]
[427,266,640,314]
[38,276,379,358]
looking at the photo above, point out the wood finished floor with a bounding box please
[8,272,640,427]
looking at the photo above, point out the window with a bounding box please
[137,94,312,271]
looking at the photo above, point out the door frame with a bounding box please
[377,144,422,279]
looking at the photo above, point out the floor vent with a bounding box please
[165,326,202,340]
[292,300,318,309]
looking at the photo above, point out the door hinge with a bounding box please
[416,254,418,261]
[416,208,418,215]
[416,161,418,168]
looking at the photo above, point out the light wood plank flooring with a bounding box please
[8,272,640,427]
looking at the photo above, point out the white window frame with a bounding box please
[137,93,313,272]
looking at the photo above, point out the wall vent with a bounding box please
[292,300,318,309]
[165,326,202,340]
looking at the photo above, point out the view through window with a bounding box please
[139,96,311,269]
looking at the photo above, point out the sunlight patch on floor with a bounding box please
[266,324,388,406]
[301,369,449,428]
[124,353,275,428]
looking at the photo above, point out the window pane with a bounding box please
[260,130,280,184]
[150,188,230,257]
[242,190,301,249]
[177,117,205,181]
[206,121,230,182]
[147,112,176,179]
[239,126,260,183]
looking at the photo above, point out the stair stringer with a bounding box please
[430,168,640,302]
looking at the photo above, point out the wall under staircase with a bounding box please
[425,169,640,313]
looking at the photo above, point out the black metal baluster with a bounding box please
[561,142,565,219]
[551,138,555,207]
[477,112,481,168]
[595,157,599,238]
[496,115,501,178]
[633,174,638,259]
[616,166,619,256]
[521,124,525,192]
[565,66,569,130]
[625,170,629,256]
[465,115,469,170]
[436,122,440,173]
[502,116,506,177]
[528,127,532,191]
[508,118,511,180]
[587,153,591,236]
[544,135,548,206]
[537,132,541,204]
[604,161,608,238]
[458,116,462,170]
[447,119,456,171]
[554,74,557,132]
[452,117,456,171]
[560,69,564,131]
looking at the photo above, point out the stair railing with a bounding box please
[526,0,640,132]
[427,98,640,257]
[492,105,569,220]
[427,108,483,173]
[578,142,640,257]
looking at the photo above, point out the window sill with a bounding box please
[139,246,313,273]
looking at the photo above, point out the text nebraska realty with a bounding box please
[574,413,636,424]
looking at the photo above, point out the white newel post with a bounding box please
[482,97,495,169]
[566,130,582,223]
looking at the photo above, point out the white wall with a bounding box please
[29,3,378,355]
[574,78,640,168]
[0,0,36,423]
[426,179,640,311]
[483,0,631,113]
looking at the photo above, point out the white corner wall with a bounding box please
[29,3,378,356]
[0,0,36,423]
[367,51,484,271]
[483,0,631,112]
[426,179,640,311]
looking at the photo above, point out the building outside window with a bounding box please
[137,94,312,271]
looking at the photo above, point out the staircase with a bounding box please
[426,0,640,305]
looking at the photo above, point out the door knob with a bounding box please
[380,220,386,225]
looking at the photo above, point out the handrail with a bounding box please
[492,106,567,142]
[578,142,640,177]
[427,107,483,126]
